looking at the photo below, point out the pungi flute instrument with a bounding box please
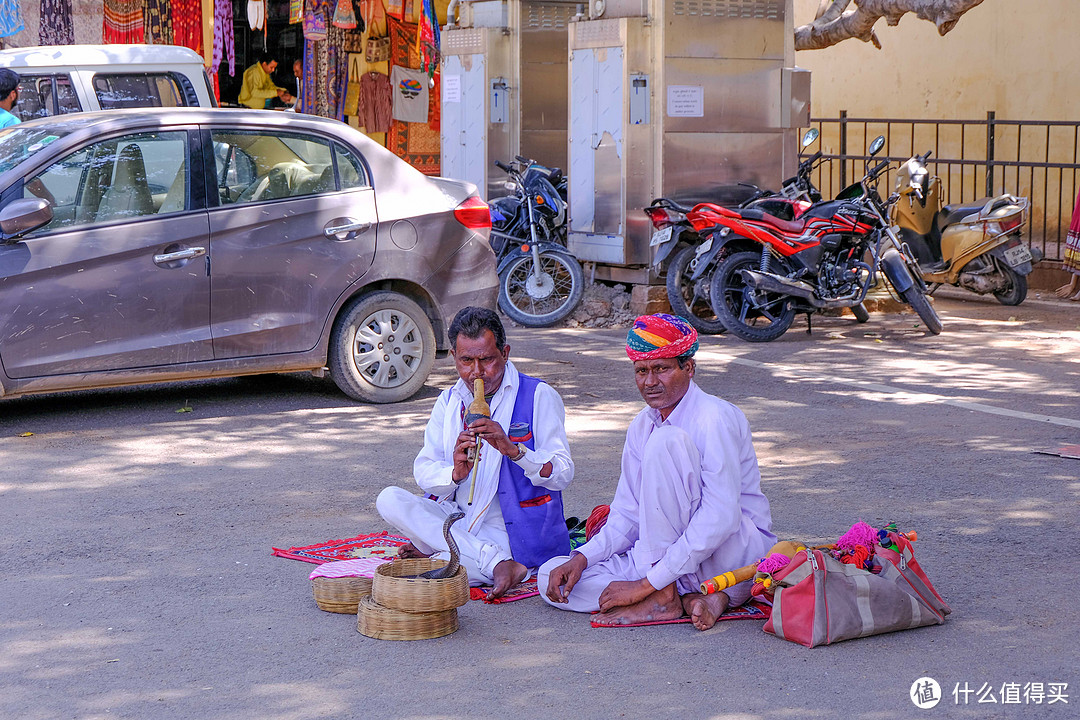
[464,378,490,505]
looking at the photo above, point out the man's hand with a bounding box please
[545,553,587,604]
[466,417,516,458]
[451,430,478,483]
[598,578,655,613]
[277,88,290,100]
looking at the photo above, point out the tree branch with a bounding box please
[795,0,986,51]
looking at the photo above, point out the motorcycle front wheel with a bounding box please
[498,250,585,327]
[900,286,943,335]
[665,245,727,335]
[710,250,796,342]
[993,265,1028,306]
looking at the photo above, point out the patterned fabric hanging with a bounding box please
[171,0,201,53]
[211,0,235,76]
[40,0,74,45]
[0,0,26,37]
[144,0,172,44]
[326,19,348,120]
[415,0,439,76]
[103,0,144,44]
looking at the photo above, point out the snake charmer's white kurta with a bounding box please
[377,360,573,585]
[539,381,775,609]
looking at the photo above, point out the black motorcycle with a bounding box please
[489,157,583,327]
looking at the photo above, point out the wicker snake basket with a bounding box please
[356,594,459,641]
[371,558,470,613]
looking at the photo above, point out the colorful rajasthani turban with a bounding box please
[625,313,699,360]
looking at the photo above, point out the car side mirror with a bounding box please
[0,197,54,241]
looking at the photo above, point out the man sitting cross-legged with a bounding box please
[377,307,574,599]
[539,313,776,629]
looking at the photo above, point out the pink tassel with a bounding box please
[836,521,878,551]
[756,552,792,575]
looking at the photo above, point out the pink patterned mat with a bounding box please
[272,531,409,565]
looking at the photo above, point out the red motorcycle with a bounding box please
[705,136,941,342]
[645,130,824,335]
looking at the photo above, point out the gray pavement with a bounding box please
[1,293,1078,720]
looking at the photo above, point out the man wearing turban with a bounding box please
[540,313,776,629]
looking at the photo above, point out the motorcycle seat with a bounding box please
[739,207,806,234]
[936,198,997,229]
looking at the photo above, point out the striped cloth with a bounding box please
[625,313,699,361]
[103,0,143,44]
[1065,188,1080,275]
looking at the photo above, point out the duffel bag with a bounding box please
[763,531,951,647]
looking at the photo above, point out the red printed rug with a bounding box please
[469,577,540,604]
[590,599,772,628]
[386,16,441,175]
[272,531,409,565]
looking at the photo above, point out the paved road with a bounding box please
[2,292,1077,720]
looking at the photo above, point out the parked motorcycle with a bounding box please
[646,129,826,334]
[706,135,942,342]
[489,157,583,327]
[892,151,1040,305]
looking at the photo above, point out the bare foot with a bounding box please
[397,542,431,559]
[592,583,684,626]
[488,559,528,599]
[681,591,730,631]
[1070,289,1080,302]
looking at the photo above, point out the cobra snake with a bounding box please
[416,511,465,579]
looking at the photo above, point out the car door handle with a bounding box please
[324,220,371,239]
[154,247,207,264]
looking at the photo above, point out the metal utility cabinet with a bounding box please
[441,1,576,199]
[567,0,809,279]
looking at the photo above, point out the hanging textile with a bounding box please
[386,17,440,174]
[289,0,303,25]
[211,0,235,76]
[332,0,355,29]
[144,0,172,44]
[414,0,439,76]
[170,0,201,52]
[327,19,348,120]
[247,0,265,31]
[357,70,391,133]
[40,0,74,45]
[0,0,25,37]
[103,0,144,44]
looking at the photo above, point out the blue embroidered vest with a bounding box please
[496,373,571,568]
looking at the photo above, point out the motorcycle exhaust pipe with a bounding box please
[739,269,865,310]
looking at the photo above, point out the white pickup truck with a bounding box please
[0,44,217,121]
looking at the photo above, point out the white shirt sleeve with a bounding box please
[412,390,459,498]
[516,382,574,491]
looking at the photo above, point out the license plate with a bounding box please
[649,226,673,247]
[1003,244,1033,267]
[695,236,713,256]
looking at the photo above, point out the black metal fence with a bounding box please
[806,112,1080,262]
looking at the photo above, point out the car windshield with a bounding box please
[0,125,74,175]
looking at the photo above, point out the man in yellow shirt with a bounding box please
[238,52,292,109]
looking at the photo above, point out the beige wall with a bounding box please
[793,0,1079,122]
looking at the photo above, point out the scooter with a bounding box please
[892,152,1041,305]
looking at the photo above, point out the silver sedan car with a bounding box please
[0,108,497,403]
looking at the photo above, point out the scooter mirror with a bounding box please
[868,135,886,156]
[801,128,819,148]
